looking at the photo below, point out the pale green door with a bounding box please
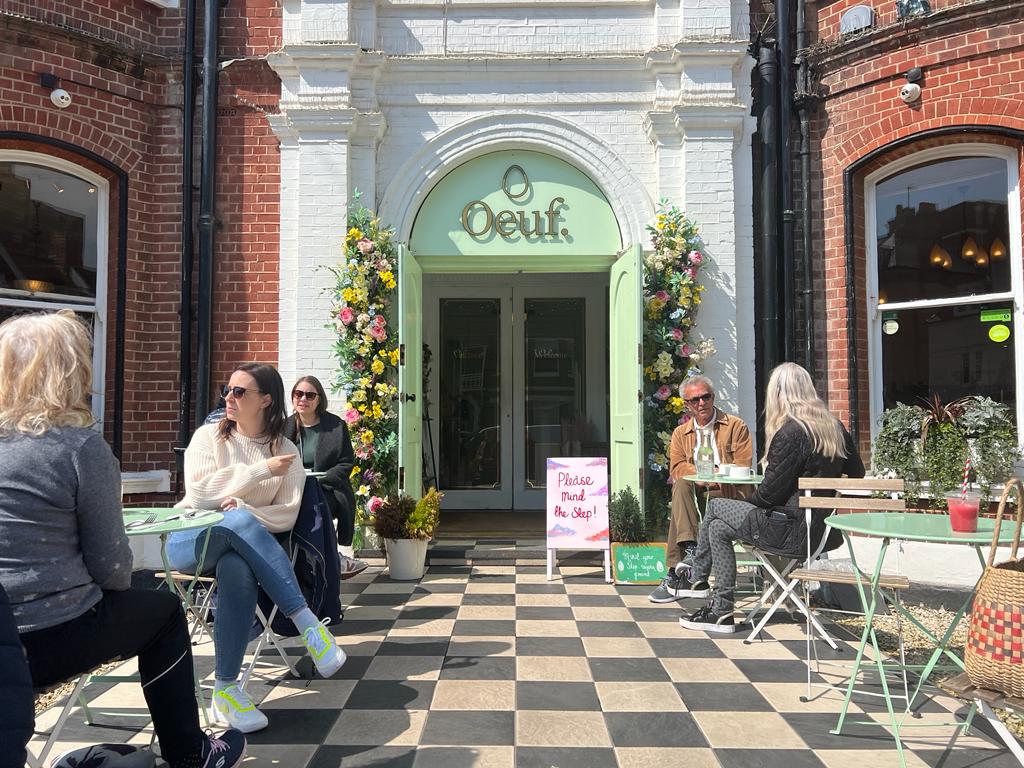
[608,244,643,508]
[398,244,423,499]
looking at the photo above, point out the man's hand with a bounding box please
[266,454,296,476]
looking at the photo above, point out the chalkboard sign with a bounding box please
[611,542,668,585]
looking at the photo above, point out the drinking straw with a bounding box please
[962,456,972,500]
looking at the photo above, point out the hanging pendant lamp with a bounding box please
[929,242,950,269]
[990,237,1006,260]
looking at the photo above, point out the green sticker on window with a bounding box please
[989,324,1011,343]
[981,310,1011,323]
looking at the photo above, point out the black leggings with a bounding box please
[19,589,204,765]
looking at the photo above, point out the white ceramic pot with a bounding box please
[385,538,428,580]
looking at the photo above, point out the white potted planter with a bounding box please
[385,537,429,580]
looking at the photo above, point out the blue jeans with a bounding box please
[167,508,306,680]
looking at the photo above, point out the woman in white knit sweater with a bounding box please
[168,363,347,734]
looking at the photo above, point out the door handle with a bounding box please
[400,393,417,403]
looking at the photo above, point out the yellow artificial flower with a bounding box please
[347,227,363,243]
[356,484,370,497]
[371,403,383,419]
[371,359,385,375]
[668,396,685,414]
[361,430,374,445]
[388,349,400,365]
[351,466,361,479]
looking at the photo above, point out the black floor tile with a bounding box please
[414,747,512,768]
[351,593,409,606]
[445,638,515,656]
[345,679,436,709]
[440,656,517,680]
[781,712,903,750]
[426,566,474,574]
[469,574,516,583]
[516,747,618,768]
[414,583,467,593]
[452,619,517,636]
[321,654,372,680]
[516,565,547,574]
[914,748,1021,767]
[648,638,726,658]
[568,594,626,607]
[630,606,682,623]
[516,636,586,656]
[779,638,853,662]
[516,606,575,620]
[398,605,460,620]
[588,657,671,682]
[734,659,811,683]
[376,638,451,656]
[577,620,644,638]
[677,682,774,711]
[716,748,827,768]
[516,584,567,594]
[604,711,709,747]
[420,710,515,746]
[245,709,339,744]
[309,745,417,768]
[516,681,601,711]
[334,619,397,636]
[615,585,657,596]
[462,593,516,606]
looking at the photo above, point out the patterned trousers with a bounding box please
[688,497,761,612]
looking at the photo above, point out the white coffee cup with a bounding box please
[718,463,734,476]
[730,466,752,479]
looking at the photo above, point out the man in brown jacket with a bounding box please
[649,375,754,603]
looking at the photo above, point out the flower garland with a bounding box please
[642,201,715,526]
[329,197,400,529]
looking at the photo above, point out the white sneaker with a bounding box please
[340,556,369,580]
[303,618,347,677]
[210,684,269,733]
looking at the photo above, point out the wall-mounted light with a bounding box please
[87,186,96,194]
[882,319,900,335]
[895,0,931,20]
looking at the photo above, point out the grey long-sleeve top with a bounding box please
[0,427,131,633]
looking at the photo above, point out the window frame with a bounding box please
[0,150,110,424]
[864,142,1024,445]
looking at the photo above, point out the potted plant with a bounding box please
[873,395,1020,509]
[609,487,666,584]
[373,488,442,580]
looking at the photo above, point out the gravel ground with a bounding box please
[836,598,1024,740]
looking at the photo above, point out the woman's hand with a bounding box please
[266,454,296,477]
[221,497,239,510]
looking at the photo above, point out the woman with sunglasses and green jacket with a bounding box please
[168,363,348,735]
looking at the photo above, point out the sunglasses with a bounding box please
[685,393,714,405]
[292,390,319,401]
[221,384,261,399]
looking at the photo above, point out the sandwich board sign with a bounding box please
[611,542,669,585]
[545,457,611,582]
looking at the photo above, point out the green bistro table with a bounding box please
[824,511,1020,766]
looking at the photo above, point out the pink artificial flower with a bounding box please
[352,359,365,371]
[655,385,672,401]
[340,306,355,325]
[355,445,372,460]
[373,314,387,328]
[367,496,385,514]
[343,408,360,425]
[655,290,670,303]
[689,250,703,265]
[686,267,698,280]
[357,238,375,255]
[369,325,387,342]
[680,343,693,357]
[670,328,683,341]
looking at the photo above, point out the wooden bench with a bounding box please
[940,672,1024,761]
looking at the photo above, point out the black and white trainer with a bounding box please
[679,603,736,634]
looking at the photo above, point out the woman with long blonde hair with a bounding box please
[0,311,246,767]
[675,362,864,633]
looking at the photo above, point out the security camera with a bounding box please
[50,89,72,108]
[899,83,921,104]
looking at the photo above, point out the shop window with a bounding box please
[0,154,107,420]
[867,146,1021,434]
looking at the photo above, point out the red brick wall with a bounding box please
[0,1,282,488]
[810,1,1024,454]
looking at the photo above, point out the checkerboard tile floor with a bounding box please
[30,564,1018,767]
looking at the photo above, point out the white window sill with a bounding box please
[121,470,171,496]
[144,0,179,8]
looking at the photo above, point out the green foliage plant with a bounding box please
[609,487,647,543]
[406,487,443,540]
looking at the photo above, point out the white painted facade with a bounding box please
[268,0,758,431]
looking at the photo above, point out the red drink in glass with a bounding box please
[945,492,980,533]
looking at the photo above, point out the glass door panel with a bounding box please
[524,298,587,488]
[438,299,503,492]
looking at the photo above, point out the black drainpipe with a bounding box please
[178,0,197,452]
[757,40,781,383]
[195,0,221,424]
[795,0,814,372]
[777,0,795,362]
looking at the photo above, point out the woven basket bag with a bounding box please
[965,478,1024,697]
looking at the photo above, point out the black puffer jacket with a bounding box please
[0,582,33,768]
[744,418,864,557]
